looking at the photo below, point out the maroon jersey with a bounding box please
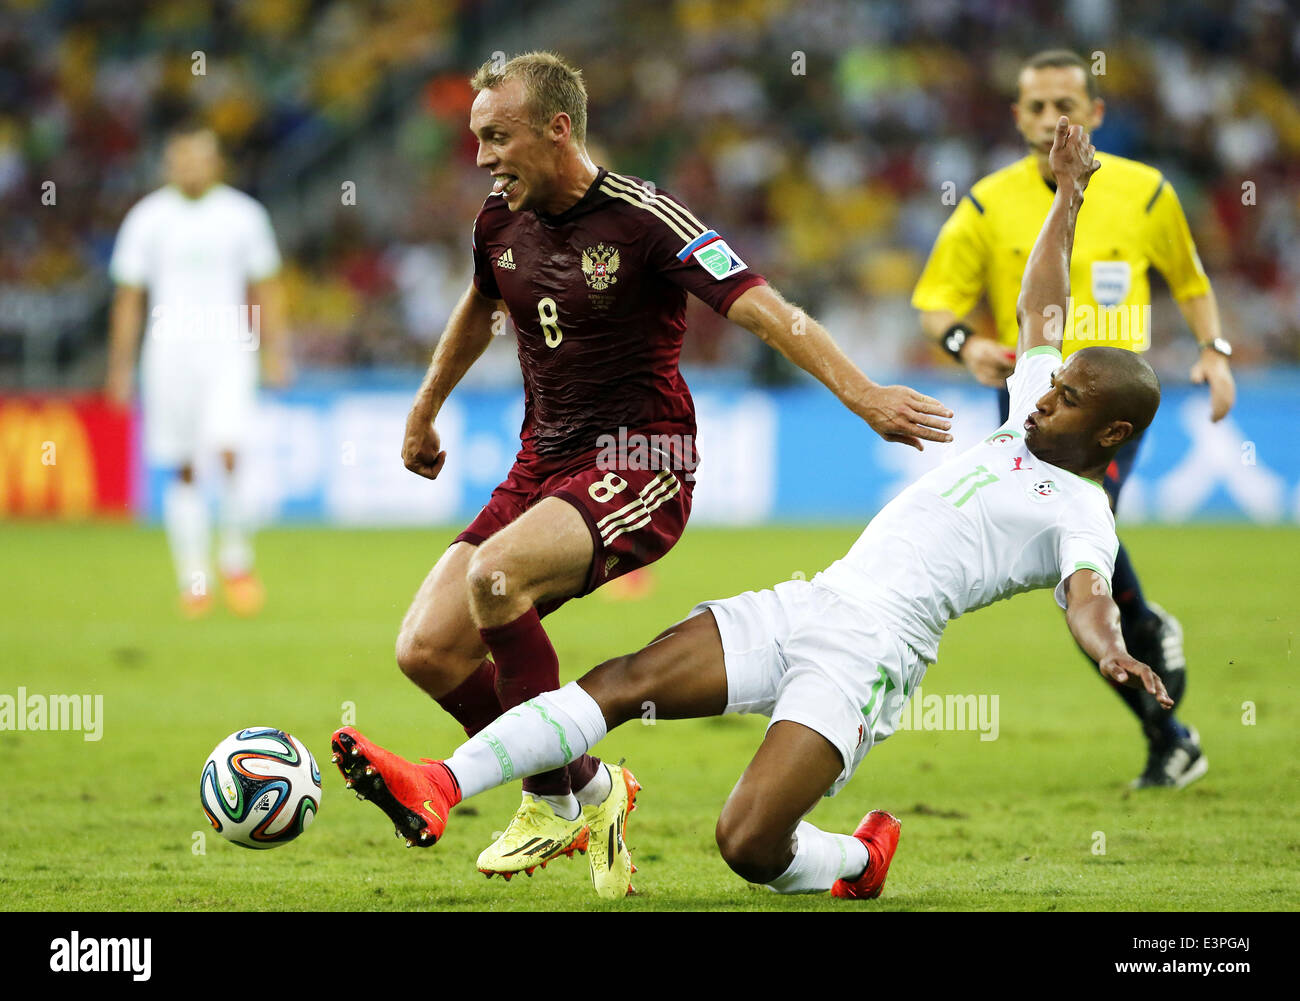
[471,167,766,458]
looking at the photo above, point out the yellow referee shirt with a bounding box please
[912,152,1210,356]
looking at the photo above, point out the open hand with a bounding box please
[858,385,954,451]
[1099,652,1174,709]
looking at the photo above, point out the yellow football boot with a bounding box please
[476,794,589,879]
[583,763,641,899]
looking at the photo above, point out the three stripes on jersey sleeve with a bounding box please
[597,172,710,246]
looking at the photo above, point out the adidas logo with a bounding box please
[495,248,516,270]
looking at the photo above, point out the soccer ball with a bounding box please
[200,727,321,849]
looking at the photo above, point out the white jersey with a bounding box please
[109,183,281,349]
[816,346,1118,663]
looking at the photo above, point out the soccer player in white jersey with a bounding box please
[328,119,1172,898]
[106,126,289,617]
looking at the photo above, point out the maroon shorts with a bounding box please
[455,430,696,615]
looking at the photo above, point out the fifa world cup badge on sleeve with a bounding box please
[677,230,747,279]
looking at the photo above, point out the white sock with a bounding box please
[538,792,581,822]
[445,682,608,800]
[765,821,869,894]
[574,764,612,807]
[163,478,212,596]
[217,466,253,576]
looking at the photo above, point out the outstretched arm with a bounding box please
[728,283,953,451]
[1063,570,1172,708]
[1015,118,1101,358]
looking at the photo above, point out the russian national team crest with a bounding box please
[581,243,620,291]
[1027,479,1060,502]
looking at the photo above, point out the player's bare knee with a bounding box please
[395,628,464,694]
[394,629,432,682]
[715,813,786,885]
[465,546,529,611]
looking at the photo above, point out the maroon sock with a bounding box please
[567,753,602,794]
[434,658,503,738]
[481,607,600,797]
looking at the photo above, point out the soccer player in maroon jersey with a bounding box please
[339,51,953,898]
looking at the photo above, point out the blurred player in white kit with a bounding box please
[105,125,289,617]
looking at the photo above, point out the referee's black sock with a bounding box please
[1112,543,1157,627]
[1110,543,1190,744]
[1104,680,1187,749]
[1105,677,1150,724]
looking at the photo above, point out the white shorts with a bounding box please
[141,339,257,466]
[691,578,926,797]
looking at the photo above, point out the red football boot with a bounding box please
[830,810,902,899]
[331,727,461,846]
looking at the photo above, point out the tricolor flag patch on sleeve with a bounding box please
[677,230,747,279]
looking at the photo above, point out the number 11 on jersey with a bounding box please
[940,464,999,508]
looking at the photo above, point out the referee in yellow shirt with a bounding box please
[914,49,1236,789]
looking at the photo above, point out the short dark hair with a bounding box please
[1020,49,1100,102]
[164,116,219,152]
[470,51,588,145]
[1075,346,1161,439]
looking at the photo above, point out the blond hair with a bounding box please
[470,51,588,145]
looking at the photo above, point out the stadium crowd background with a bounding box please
[3,0,1298,390]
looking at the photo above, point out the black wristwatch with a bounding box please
[1199,337,1232,358]
[942,323,973,361]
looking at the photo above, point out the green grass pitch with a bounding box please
[1,522,1296,911]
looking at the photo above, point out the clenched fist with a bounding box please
[402,407,447,480]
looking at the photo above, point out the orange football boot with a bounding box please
[331,727,462,846]
[830,810,902,900]
[179,591,213,619]
[222,571,265,617]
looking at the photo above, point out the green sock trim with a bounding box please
[526,698,573,759]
